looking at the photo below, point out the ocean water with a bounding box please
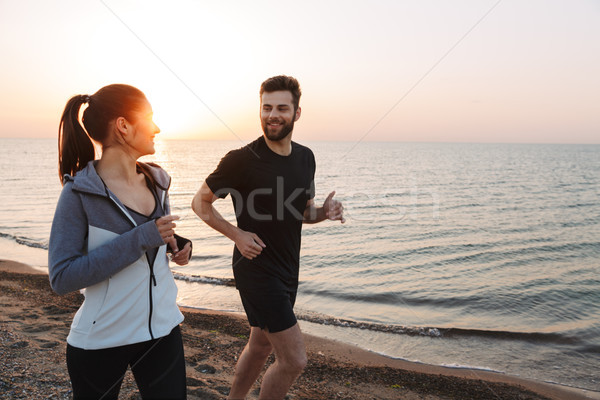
[1,138,599,392]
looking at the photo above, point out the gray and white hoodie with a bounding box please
[49,161,184,350]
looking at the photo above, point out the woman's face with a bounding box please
[127,99,160,157]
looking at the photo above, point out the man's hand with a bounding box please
[234,230,266,260]
[323,191,345,223]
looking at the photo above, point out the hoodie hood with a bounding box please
[64,161,171,197]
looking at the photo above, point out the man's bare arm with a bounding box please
[191,181,265,259]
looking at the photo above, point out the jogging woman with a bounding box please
[49,84,191,399]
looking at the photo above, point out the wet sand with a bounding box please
[1,259,597,399]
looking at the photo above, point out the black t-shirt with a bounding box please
[205,136,316,292]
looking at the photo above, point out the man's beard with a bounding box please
[262,118,295,141]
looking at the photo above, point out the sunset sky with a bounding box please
[1,0,598,143]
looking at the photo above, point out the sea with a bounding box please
[1,138,599,393]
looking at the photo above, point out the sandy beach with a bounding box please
[0,259,597,400]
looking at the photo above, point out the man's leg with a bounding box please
[228,327,273,400]
[258,323,307,400]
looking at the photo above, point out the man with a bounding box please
[191,75,344,400]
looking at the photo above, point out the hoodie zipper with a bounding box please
[148,262,156,339]
[105,193,157,340]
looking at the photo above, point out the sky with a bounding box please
[0,0,599,143]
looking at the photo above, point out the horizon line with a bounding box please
[1,136,599,146]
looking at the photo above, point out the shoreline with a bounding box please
[1,259,598,399]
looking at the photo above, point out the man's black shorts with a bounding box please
[238,290,297,333]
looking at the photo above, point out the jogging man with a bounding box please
[191,75,344,399]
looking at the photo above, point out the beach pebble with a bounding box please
[195,364,216,374]
[42,305,72,315]
[188,387,222,399]
[216,386,230,395]
[10,340,28,348]
[21,324,53,333]
[39,341,59,349]
[186,377,206,387]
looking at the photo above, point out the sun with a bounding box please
[145,80,257,141]
[150,96,198,139]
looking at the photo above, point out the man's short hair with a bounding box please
[260,75,302,112]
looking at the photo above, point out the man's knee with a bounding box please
[281,351,307,374]
[248,340,273,359]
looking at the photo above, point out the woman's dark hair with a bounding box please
[58,84,148,184]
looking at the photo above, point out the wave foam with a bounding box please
[0,232,48,250]
[173,272,235,287]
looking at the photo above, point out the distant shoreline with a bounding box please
[2,137,600,146]
[1,259,597,399]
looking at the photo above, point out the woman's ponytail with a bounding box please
[58,95,95,185]
[57,84,148,185]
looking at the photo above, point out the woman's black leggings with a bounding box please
[66,326,186,399]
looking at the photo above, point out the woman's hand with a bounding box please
[171,242,192,265]
[155,215,179,252]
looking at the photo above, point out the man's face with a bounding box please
[260,91,300,141]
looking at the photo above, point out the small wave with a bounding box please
[189,254,226,261]
[560,217,600,228]
[0,232,48,250]
[439,363,501,373]
[295,313,583,345]
[443,202,484,211]
[173,272,235,287]
[383,192,410,199]
[350,204,407,211]
[299,288,470,308]
[442,327,582,345]
[578,344,600,355]
[296,313,444,337]
[3,178,27,182]
[564,202,597,209]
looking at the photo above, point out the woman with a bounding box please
[49,84,192,399]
